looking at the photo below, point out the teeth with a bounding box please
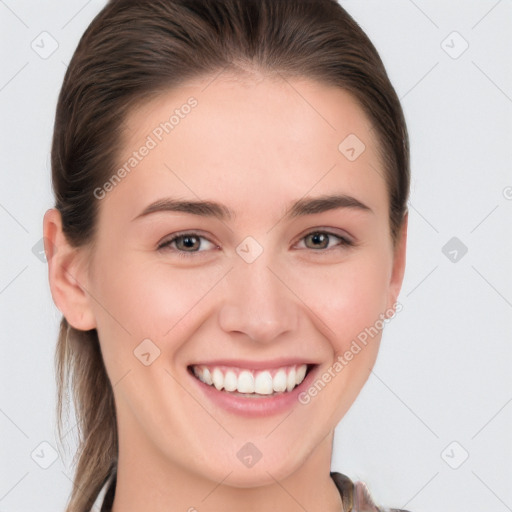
[191,363,309,395]
[224,370,238,392]
[296,364,307,383]
[254,371,273,395]
[286,367,296,392]
[212,368,224,391]
[203,367,213,386]
[273,369,287,392]
[238,370,254,393]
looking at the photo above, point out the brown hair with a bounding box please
[51,1,410,510]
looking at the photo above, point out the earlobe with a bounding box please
[43,208,97,331]
[387,213,408,312]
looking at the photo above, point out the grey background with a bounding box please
[1,1,511,511]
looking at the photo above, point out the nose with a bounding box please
[218,254,299,344]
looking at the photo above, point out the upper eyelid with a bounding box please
[157,231,218,249]
[294,227,354,245]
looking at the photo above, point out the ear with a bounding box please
[43,208,97,331]
[386,212,408,312]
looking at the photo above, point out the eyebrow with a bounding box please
[132,193,372,222]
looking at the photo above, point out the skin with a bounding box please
[44,71,407,512]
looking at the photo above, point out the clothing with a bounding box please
[93,470,411,512]
[330,472,411,512]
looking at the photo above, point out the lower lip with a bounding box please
[188,365,319,418]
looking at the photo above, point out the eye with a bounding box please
[157,232,218,258]
[295,230,354,251]
[157,229,354,259]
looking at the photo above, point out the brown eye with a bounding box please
[157,232,217,257]
[174,234,201,251]
[298,230,353,251]
[304,232,329,249]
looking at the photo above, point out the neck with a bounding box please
[111,423,343,512]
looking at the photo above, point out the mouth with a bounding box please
[187,362,317,398]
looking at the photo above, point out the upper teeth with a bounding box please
[191,364,308,395]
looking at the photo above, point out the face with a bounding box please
[48,72,406,488]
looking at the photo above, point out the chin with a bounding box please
[199,436,312,488]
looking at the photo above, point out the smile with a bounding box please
[190,363,309,396]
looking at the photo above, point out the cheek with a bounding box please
[292,254,392,352]
[90,258,227,358]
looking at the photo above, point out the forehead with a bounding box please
[124,73,376,152]
[105,73,387,225]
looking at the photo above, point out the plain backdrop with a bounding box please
[1,1,511,511]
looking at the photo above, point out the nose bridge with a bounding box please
[218,249,298,343]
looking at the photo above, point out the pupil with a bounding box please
[310,233,327,249]
[181,236,198,250]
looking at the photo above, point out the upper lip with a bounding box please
[188,358,319,370]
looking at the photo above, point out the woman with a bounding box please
[43,0,410,510]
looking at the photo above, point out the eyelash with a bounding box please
[157,230,354,259]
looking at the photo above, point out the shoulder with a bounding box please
[330,472,412,512]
